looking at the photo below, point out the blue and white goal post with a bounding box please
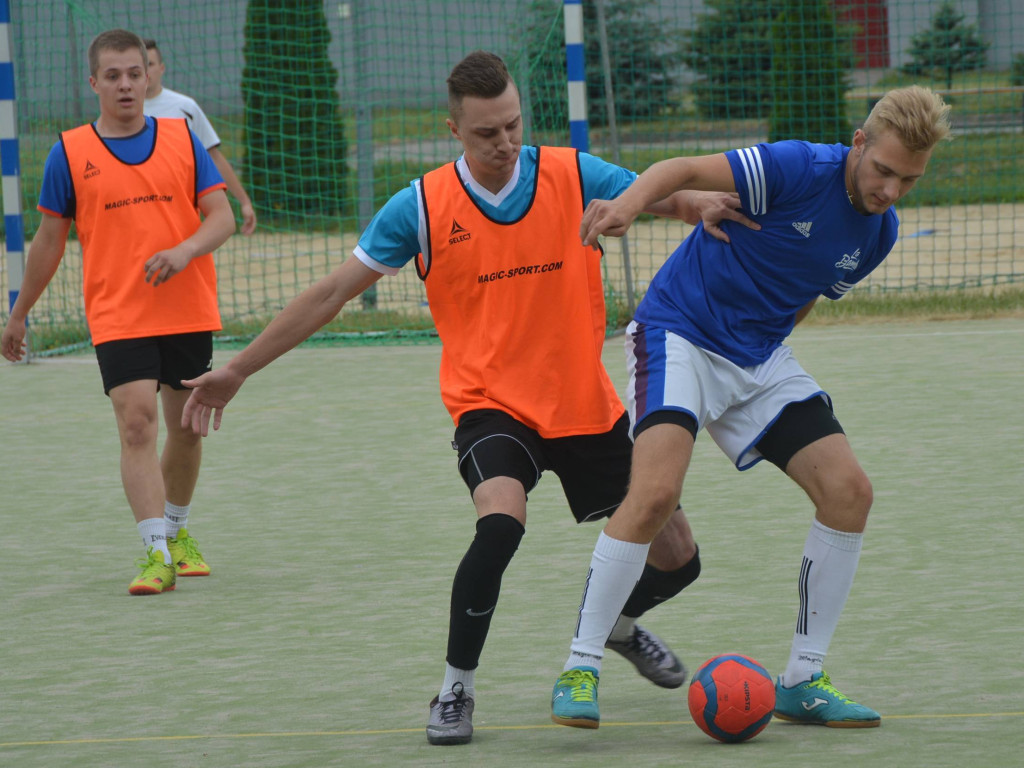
[1,0,26,338]
[563,0,589,152]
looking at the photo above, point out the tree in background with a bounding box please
[902,0,989,90]
[1013,53,1024,87]
[522,0,683,131]
[242,0,348,223]
[681,0,777,120]
[769,0,854,144]
[1012,53,1024,124]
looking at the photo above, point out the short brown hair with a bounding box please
[446,51,514,120]
[862,85,952,153]
[143,38,162,63]
[88,28,147,76]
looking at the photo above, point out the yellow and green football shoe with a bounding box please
[128,548,177,595]
[168,528,211,577]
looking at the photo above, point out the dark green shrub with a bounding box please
[769,0,854,144]
[242,0,348,223]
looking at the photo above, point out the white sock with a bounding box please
[164,501,190,540]
[565,532,650,674]
[782,519,863,688]
[138,517,172,562]
[440,664,475,700]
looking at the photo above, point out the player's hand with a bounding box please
[181,367,246,436]
[145,244,194,286]
[239,202,257,236]
[693,191,760,244]
[580,197,642,247]
[1,317,27,362]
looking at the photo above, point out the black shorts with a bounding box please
[94,332,213,395]
[453,409,632,523]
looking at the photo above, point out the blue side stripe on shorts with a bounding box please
[633,323,667,420]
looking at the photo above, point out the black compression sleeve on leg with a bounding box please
[445,514,526,670]
[621,545,701,619]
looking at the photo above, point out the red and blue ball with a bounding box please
[687,654,776,743]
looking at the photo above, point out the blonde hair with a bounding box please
[862,85,951,153]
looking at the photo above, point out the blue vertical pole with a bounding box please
[563,0,588,152]
[0,0,25,315]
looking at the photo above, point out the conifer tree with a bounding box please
[523,0,682,130]
[242,0,348,222]
[902,0,989,90]
[681,0,777,120]
[769,0,854,144]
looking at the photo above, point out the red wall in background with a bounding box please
[834,0,890,68]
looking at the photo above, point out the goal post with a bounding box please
[1,0,25,326]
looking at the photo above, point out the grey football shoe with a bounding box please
[606,623,688,689]
[426,682,475,745]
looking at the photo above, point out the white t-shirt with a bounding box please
[144,87,221,150]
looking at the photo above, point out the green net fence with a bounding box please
[2,0,1022,351]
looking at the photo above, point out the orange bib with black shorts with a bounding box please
[61,118,221,345]
[417,146,623,439]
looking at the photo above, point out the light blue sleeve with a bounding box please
[578,152,637,205]
[355,184,421,271]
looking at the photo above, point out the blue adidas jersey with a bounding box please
[634,140,899,366]
[38,117,223,218]
[355,145,637,273]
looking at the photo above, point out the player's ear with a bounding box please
[852,129,867,154]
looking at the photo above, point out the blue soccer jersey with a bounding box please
[38,116,224,218]
[355,145,637,273]
[634,140,899,366]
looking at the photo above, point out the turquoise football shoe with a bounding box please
[551,667,600,729]
[774,671,881,727]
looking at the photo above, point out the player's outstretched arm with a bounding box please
[650,191,759,244]
[580,154,736,246]
[181,257,383,436]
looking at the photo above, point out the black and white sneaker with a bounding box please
[606,624,688,689]
[426,682,475,745]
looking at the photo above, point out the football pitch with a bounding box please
[1,318,1022,768]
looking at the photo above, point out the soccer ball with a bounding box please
[687,654,776,743]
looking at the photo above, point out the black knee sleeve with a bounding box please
[622,545,701,619]
[446,514,526,670]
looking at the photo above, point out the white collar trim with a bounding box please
[456,154,521,206]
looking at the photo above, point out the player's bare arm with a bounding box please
[1,215,72,361]
[181,257,383,436]
[649,191,760,244]
[144,188,235,286]
[209,146,257,235]
[794,297,819,326]
[580,154,737,246]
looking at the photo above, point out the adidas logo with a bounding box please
[84,160,100,179]
[792,221,812,238]
[449,218,471,245]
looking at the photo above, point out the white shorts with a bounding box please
[624,321,829,470]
